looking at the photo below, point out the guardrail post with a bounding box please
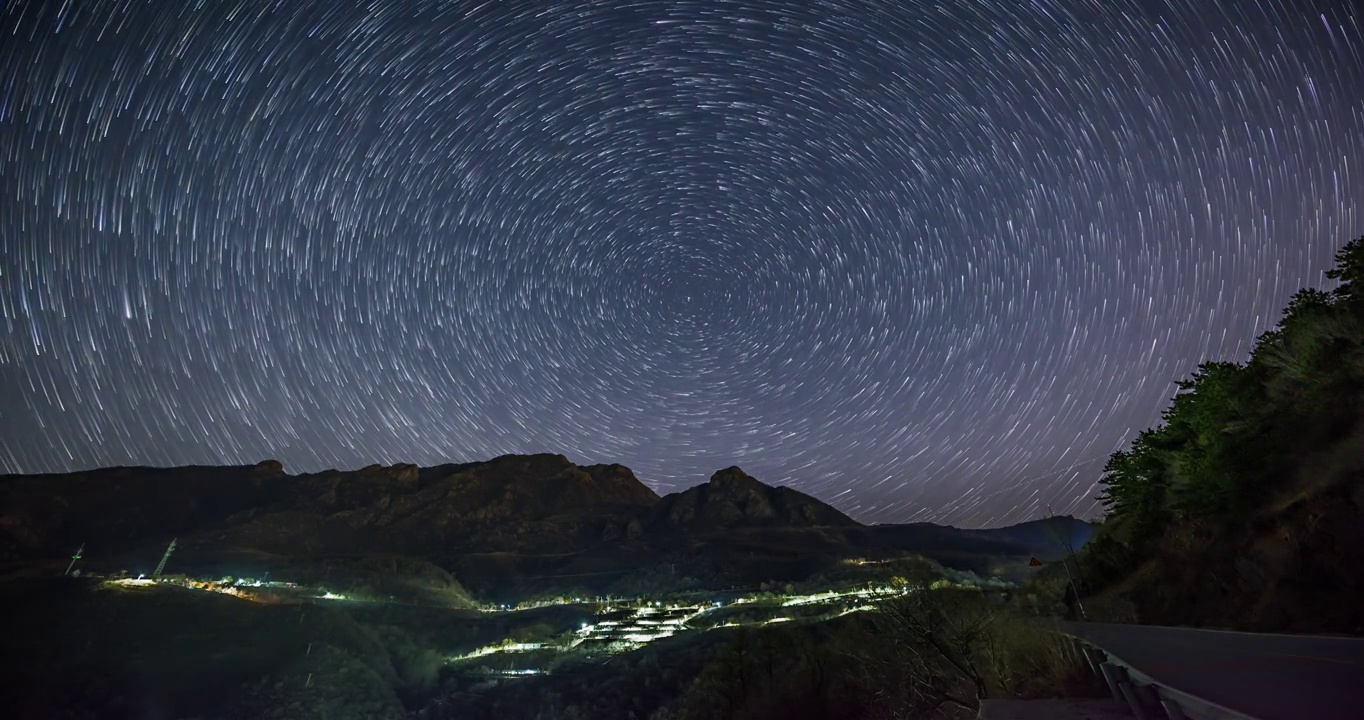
[1159,696,1188,720]
[1099,662,1126,702]
[1132,684,1160,709]
[1119,681,1152,720]
[1082,646,1106,676]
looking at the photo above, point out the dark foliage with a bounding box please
[1085,237,1364,630]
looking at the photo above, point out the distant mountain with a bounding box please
[972,515,1094,554]
[0,462,287,560]
[0,455,1090,601]
[651,466,859,530]
[861,516,1092,559]
[0,454,659,561]
[281,454,661,554]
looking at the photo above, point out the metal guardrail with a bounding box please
[1065,634,1258,720]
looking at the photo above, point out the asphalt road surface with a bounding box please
[1063,622,1364,720]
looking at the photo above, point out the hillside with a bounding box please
[1079,237,1364,634]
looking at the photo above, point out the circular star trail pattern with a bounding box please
[1,1,1361,527]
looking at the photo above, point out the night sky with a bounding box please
[1,1,1360,527]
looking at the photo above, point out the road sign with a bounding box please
[1028,557,1042,567]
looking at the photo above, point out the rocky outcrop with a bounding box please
[252,459,286,477]
[581,463,660,506]
[298,463,421,513]
[651,466,858,530]
[356,454,661,553]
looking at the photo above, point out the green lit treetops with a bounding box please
[1097,237,1364,546]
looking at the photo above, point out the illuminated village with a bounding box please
[92,540,988,681]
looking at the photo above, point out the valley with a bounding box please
[0,455,1088,719]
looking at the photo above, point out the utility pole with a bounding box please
[153,538,177,579]
[1047,507,1086,620]
[65,543,85,576]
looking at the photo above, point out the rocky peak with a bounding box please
[652,467,859,530]
[581,463,660,505]
[252,459,286,477]
[708,466,764,492]
[357,463,419,486]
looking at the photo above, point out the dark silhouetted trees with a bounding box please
[1091,236,1364,585]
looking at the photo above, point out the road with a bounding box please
[1062,622,1364,720]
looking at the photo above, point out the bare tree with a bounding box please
[849,587,995,718]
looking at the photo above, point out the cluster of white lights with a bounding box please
[448,641,545,662]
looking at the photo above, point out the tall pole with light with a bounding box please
[153,538,177,579]
[65,543,85,576]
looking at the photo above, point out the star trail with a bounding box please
[1,0,1360,527]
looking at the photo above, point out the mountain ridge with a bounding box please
[0,454,1092,602]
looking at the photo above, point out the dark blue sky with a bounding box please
[1,0,1360,526]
